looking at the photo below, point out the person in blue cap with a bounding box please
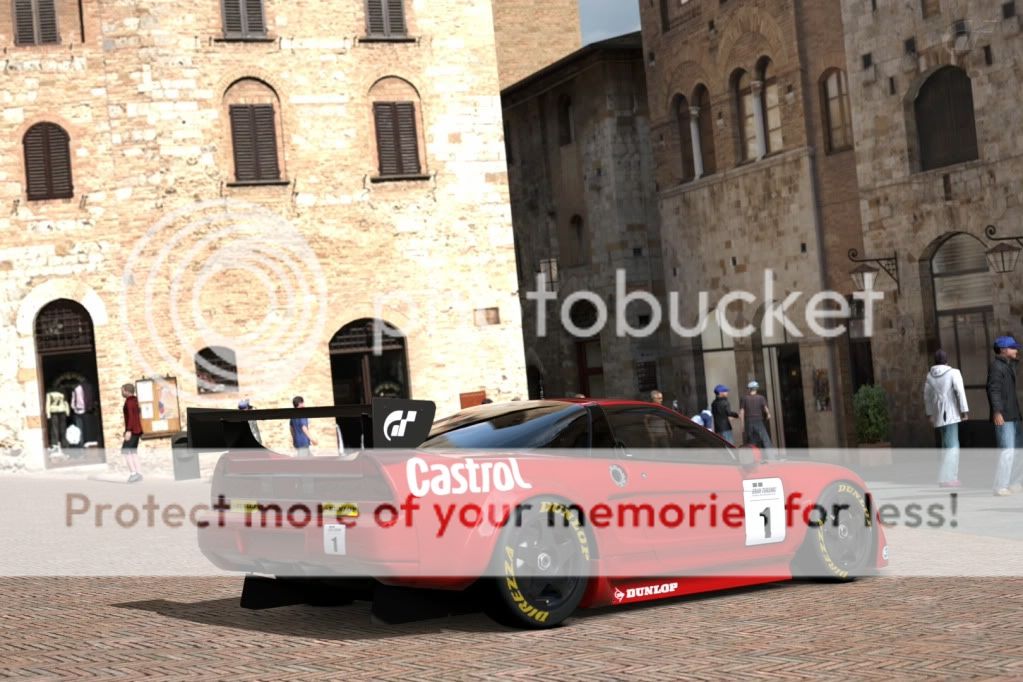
[710,384,739,444]
[987,335,1023,496]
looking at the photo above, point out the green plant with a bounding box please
[853,384,890,444]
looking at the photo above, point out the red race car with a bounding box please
[197,398,888,628]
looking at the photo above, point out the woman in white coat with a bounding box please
[923,349,969,487]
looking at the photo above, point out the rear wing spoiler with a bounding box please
[185,398,436,452]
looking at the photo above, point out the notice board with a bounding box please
[136,376,182,437]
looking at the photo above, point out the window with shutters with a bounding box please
[914,66,978,171]
[693,84,716,175]
[224,78,286,184]
[220,0,267,39]
[13,0,60,46]
[23,122,73,201]
[369,76,426,180]
[364,0,407,37]
[821,68,853,153]
[373,102,421,177]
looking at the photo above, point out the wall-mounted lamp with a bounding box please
[985,224,1023,274]
[848,248,899,292]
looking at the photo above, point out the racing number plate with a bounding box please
[743,477,786,546]
[323,524,347,555]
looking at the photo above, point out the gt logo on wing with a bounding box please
[383,410,417,442]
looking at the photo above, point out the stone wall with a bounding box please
[840,0,1023,446]
[491,0,582,89]
[0,0,528,471]
[504,37,671,401]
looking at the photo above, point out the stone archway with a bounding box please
[33,299,106,467]
[328,318,410,405]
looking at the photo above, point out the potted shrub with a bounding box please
[853,384,892,466]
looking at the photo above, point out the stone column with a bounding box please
[689,106,704,179]
[751,80,767,160]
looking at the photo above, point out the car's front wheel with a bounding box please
[794,481,876,580]
[484,498,592,628]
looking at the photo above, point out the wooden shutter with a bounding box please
[374,103,400,176]
[252,104,280,180]
[230,105,258,182]
[367,0,386,35]
[37,0,59,44]
[230,104,280,182]
[395,102,420,174]
[244,0,266,36]
[385,0,406,35]
[14,0,37,44]
[222,0,244,37]
[24,124,72,200]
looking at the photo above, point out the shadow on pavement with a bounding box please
[112,594,509,639]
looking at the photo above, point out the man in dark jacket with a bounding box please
[710,385,739,445]
[987,335,1022,496]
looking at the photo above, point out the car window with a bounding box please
[421,405,587,450]
[603,406,735,464]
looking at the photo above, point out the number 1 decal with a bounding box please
[743,478,785,546]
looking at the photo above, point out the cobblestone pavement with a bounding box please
[1,577,1021,680]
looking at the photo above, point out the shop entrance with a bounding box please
[329,319,410,405]
[34,299,105,467]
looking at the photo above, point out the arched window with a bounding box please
[733,70,756,162]
[915,66,979,171]
[758,57,783,154]
[693,84,716,175]
[558,95,574,146]
[370,77,425,178]
[675,95,695,182]
[329,319,410,405]
[24,122,73,200]
[195,346,239,394]
[821,69,853,153]
[224,78,283,184]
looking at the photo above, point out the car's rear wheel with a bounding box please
[795,482,875,580]
[484,498,592,628]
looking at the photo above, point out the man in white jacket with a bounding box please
[924,349,969,487]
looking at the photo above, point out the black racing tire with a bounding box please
[483,498,592,629]
[794,481,875,580]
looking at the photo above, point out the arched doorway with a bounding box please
[328,319,410,405]
[928,233,993,416]
[34,299,105,466]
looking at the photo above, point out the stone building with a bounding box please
[638,0,870,448]
[492,0,582,89]
[0,0,577,472]
[838,0,1023,446]
[503,33,673,402]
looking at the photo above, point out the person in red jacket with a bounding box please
[121,383,144,483]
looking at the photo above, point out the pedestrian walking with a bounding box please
[289,395,317,457]
[121,383,143,483]
[711,385,739,445]
[646,390,671,447]
[986,336,1023,496]
[923,350,968,488]
[739,380,774,455]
